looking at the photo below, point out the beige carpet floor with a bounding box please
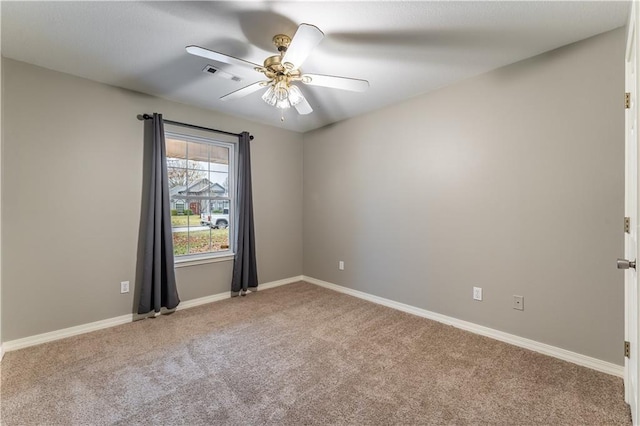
[0,281,632,425]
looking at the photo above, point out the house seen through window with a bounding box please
[166,132,234,258]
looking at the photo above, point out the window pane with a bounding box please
[168,167,186,202]
[172,228,189,256]
[209,144,229,164]
[213,228,230,251]
[188,228,212,255]
[208,144,229,206]
[167,133,233,258]
[166,138,187,160]
[187,140,209,163]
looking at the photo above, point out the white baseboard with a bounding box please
[303,275,624,378]
[170,275,302,311]
[8,273,616,378]
[259,275,304,291]
[3,314,133,353]
[130,291,235,321]
[0,344,4,362]
[2,275,301,354]
[176,292,230,311]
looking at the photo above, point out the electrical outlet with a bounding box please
[120,281,130,294]
[338,261,345,271]
[473,287,483,301]
[513,295,524,311]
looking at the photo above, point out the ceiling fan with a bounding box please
[186,23,369,117]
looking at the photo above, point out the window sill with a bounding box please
[175,253,235,268]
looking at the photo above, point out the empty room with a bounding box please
[0,1,637,425]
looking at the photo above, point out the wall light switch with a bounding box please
[121,281,130,294]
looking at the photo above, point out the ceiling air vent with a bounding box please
[202,65,242,82]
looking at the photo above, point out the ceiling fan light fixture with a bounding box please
[276,98,291,109]
[274,81,289,102]
[261,85,278,106]
[262,80,304,109]
[287,85,304,106]
[262,83,293,109]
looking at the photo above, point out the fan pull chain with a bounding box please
[281,110,285,122]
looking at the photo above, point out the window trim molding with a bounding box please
[174,253,235,268]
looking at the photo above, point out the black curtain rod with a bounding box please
[138,114,253,140]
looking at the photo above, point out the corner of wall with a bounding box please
[1,4,5,359]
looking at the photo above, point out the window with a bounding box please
[166,132,235,259]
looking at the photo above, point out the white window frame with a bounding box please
[166,131,236,266]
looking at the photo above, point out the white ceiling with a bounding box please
[1,1,630,133]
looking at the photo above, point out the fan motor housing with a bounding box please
[261,55,301,80]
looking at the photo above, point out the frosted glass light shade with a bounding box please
[288,85,304,106]
[276,98,291,109]
[274,81,289,101]
[261,85,277,106]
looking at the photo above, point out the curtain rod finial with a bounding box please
[250,135,254,140]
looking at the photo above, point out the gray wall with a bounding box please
[1,27,627,366]
[303,28,625,364]
[2,58,303,341]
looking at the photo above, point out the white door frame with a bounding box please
[625,3,639,424]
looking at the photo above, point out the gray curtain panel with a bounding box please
[138,113,180,314]
[231,132,258,296]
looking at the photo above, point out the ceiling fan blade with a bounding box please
[282,24,324,70]
[220,81,268,101]
[301,73,369,92]
[294,97,313,115]
[186,45,262,71]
